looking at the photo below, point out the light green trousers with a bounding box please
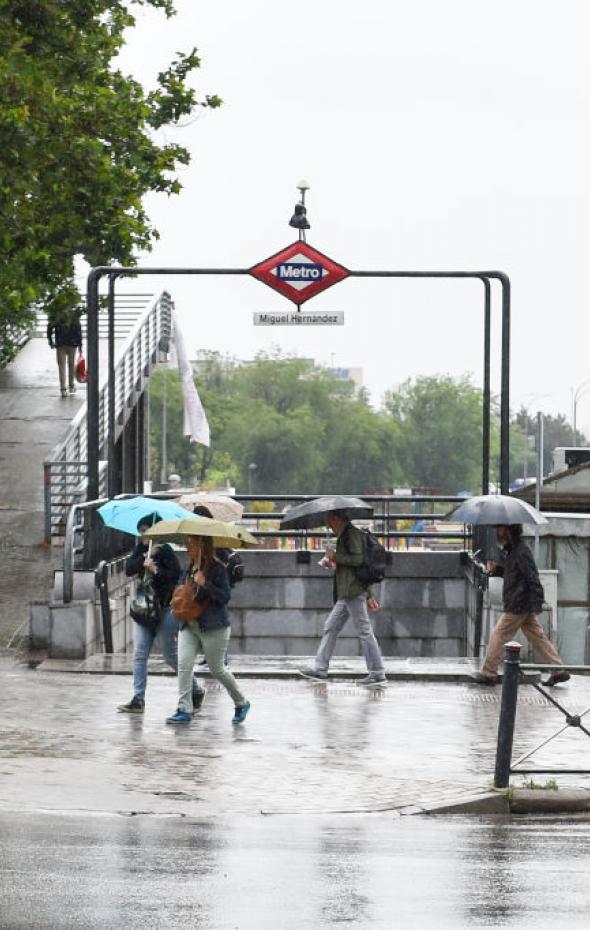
[178,624,246,712]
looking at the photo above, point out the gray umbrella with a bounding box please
[281,495,374,530]
[446,494,548,526]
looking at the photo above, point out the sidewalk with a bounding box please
[2,654,590,819]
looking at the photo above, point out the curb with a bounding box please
[419,788,590,816]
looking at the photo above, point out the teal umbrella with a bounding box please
[97,496,197,536]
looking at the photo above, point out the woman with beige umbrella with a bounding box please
[145,517,256,725]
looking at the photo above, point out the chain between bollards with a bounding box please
[494,641,522,788]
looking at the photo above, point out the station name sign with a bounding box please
[253,311,344,327]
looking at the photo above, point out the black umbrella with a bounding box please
[280,495,373,530]
[446,494,548,526]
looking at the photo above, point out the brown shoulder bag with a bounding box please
[171,577,208,623]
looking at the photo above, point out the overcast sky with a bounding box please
[104,0,590,435]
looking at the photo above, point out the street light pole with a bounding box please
[248,462,257,495]
[572,378,590,446]
[534,412,544,562]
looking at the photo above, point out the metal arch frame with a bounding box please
[86,264,509,501]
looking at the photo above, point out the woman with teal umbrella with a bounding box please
[97,499,206,715]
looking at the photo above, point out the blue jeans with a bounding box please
[132,606,202,702]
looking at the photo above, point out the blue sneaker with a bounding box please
[232,701,250,725]
[166,709,192,725]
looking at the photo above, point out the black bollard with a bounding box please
[493,641,522,788]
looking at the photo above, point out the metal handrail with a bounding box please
[61,493,471,602]
[44,292,172,540]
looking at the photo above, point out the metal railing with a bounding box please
[494,643,590,787]
[60,493,471,603]
[233,494,469,548]
[44,292,172,541]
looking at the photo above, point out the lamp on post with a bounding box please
[289,179,311,241]
[571,378,590,446]
[248,462,257,495]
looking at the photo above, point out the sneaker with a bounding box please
[541,670,571,687]
[298,667,328,681]
[69,384,77,395]
[193,689,206,712]
[356,674,387,687]
[117,696,144,714]
[166,709,192,725]
[60,389,68,398]
[472,672,501,686]
[232,701,251,725]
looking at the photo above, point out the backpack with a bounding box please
[356,529,388,585]
[129,574,159,630]
[225,550,245,587]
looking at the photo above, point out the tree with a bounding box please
[0,1,221,364]
[512,407,586,481]
[384,374,495,493]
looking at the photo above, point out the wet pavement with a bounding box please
[3,810,590,930]
[2,655,590,928]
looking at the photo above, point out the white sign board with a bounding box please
[253,311,344,326]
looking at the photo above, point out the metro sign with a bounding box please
[249,241,349,305]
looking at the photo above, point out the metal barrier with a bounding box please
[44,292,172,541]
[494,642,590,786]
[60,493,470,603]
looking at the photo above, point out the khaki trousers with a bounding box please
[56,346,77,392]
[482,611,563,677]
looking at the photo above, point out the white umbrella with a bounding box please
[176,492,244,523]
[446,495,548,526]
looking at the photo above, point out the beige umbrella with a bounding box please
[144,515,257,549]
[176,492,244,522]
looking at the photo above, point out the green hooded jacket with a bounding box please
[333,522,370,601]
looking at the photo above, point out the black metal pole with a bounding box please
[494,640,522,788]
[95,560,113,653]
[86,264,511,500]
[86,269,102,501]
[498,273,511,494]
[107,274,117,498]
[481,277,491,495]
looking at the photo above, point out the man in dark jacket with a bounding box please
[47,313,83,398]
[118,515,205,714]
[298,509,386,687]
[474,524,570,687]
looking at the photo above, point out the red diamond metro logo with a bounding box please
[249,241,349,305]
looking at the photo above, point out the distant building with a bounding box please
[328,366,364,391]
[514,456,590,513]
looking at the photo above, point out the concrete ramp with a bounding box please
[0,338,91,643]
[0,295,155,644]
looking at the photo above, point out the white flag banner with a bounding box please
[171,310,210,447]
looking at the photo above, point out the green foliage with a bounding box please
[0,1,220,363]
[512,407,586,482]
[149,353,404,492]
[384,374,498,492]
[149,354,580,495]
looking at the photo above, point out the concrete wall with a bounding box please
[34,549,467,659]
[228,550,466,658]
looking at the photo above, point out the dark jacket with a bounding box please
[180,560,231,631]
[47,321,82,349]
[125,542,181,607]
[333,522,370,601]
[492,540,545,614]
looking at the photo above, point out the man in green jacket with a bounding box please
[299,509,386,686]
